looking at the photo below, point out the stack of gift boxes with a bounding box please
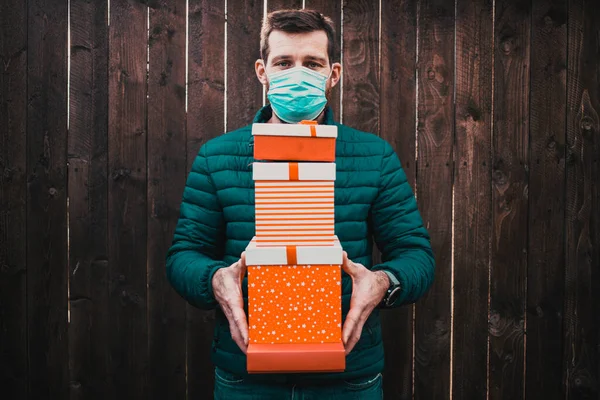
[245,121,346,373]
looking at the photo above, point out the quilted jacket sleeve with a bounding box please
[370,141,435,306]
[166,144,228,310]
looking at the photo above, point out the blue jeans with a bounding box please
[214,367,384,399]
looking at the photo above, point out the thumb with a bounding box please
[237,252,248,278]
[341,251,358,277]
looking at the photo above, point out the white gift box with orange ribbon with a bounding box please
[254,162,336,245]
[244,235,343,266]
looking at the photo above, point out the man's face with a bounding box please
[256,30,342,102]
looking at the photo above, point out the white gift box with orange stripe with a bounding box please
[254,162,335,245]
[252,122,337,162]
[245,235,343,266]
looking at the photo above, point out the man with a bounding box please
[166,9,435,399]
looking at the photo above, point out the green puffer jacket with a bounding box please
[166,105,435,382]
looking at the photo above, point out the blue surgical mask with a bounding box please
[266,66,331,124]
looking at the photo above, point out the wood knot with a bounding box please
[427,68,435,80]
[111,168,131,181]
[48,187,57,196]
[501,39,513,55]
[580,116,594,131]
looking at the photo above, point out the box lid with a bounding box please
[245,235,343,266]
[253,162,336,181]
[252,123,338,138]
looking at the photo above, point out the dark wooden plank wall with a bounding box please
[490,1,530,399]
[0,0,28,398]
[186,0,225,397]
[68,0,109,399]
[452,0,493,398]
[527,0,567,397]
[564,0,599,397]
[26,1,70,398]
[414,0,454,398]
[379,1,417,398]
[1,1,599,399]
[107,0,148,398]
[147,2,187,400]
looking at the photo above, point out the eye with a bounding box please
[275,61,291,67]
[307,62,322,69]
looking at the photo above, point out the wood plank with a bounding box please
[147,1,187,399]
[107,1,148,397]
[303,0,341,120]
[0,0,28,397]
[564,0,600,397]
[379,0,417,398]
[26,0,69,398]
[227,0,264,131]
[526,0,567,398]
[341,0,379,133]
[414,0,454,398]
[268,0,303,12]
[67,1,110,399]
[489,1,530,399]
[187,1,225,397]
[452,0,493,398]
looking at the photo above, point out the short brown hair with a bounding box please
[260,9,338,64]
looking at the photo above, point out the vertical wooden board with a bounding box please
[187,1,225,397]
[26,0,69,398]
[414,0,454,398]
[268,0,303,11]
[147,1,187,399]
[68,0,110,399]
[227,0,264,131]
[564,0,600,397]
[489,1,530,399]
[526,0,567,398]
[303,0,342,120]
[0,0,27,397]
[108,1,148,398]
[341,0,379,133]
[379,0,417,398]
[453,0,494,399]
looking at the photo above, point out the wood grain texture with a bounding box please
[187,1,225,397]
[379,0,417,398]
[341,0,379,133]
[68,1,110,399]
[303,0,342,119]
[26,0,69,398]
[268,0,303,11]
[526,0,567,398]
[227,0,264,131]
[0,0,27,397]
[414,0,454,398]
[107,1,148,397]
[147,1,187,399]
[564,0,600,397]
[453,0,493,398]
[489,1,530,399]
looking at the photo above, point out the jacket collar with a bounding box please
[252,105,337,125]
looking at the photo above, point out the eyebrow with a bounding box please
[270,55,328,64]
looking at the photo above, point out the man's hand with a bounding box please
[212,253,248,354]
[341,251,390,355]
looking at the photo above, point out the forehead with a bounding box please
[267,30,328,60]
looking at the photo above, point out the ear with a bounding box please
[329,62,342,89]
[255,59,268,86]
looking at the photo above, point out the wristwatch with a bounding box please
[379,270,402,308]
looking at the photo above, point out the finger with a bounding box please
[237,252,248,280]
[341,251,357,277]
[342,308,361,344]
[344,313,367,355]
[231,305,249,347]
